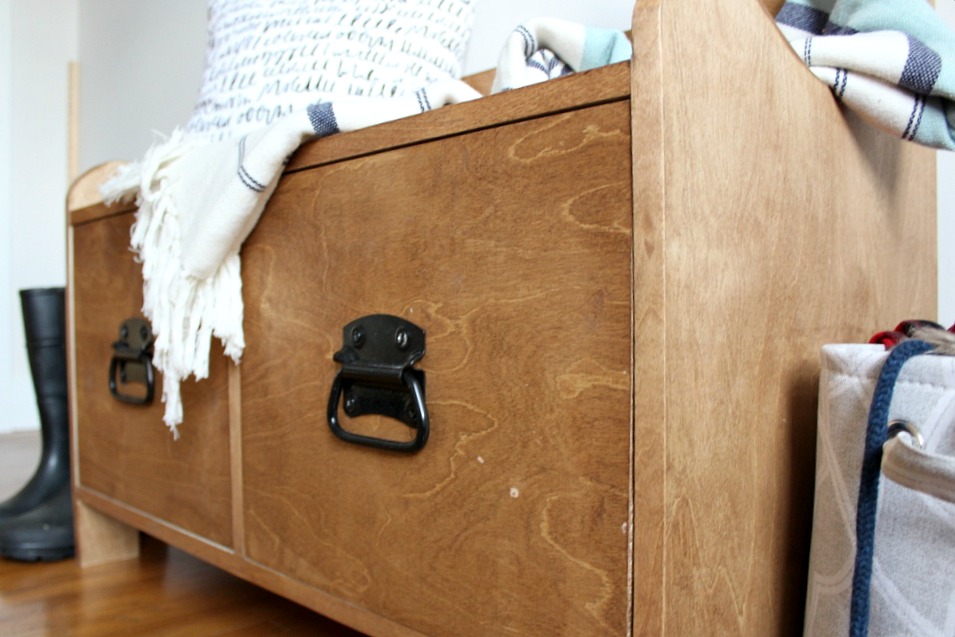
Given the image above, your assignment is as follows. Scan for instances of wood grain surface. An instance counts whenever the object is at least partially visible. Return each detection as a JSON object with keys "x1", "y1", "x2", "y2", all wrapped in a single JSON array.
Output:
[
  {"x1": 71, "y1": 212, "x2": 234, "y2": 549},
  {"x1": 284, "y1": 63, "x2": 630, "y2": 175},
  {"x1": 630, "y1": 0, "x2": 936, "y2": 635},
  {"x1": 240, "y1": 99, "x2": 633, "y2": 636}
]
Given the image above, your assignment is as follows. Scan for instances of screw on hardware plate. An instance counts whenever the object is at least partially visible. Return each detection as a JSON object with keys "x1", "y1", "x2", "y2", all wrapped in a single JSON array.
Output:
[{"x1": 395, "y1": 327, "x2": 409, "y2": 350}]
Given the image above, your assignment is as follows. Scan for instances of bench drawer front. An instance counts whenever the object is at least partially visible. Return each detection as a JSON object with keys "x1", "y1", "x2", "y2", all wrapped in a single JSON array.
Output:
[
  {"x1": 241, "y1": 100, "x2": 632, "y2": 636},
  {"x1": 72, "y1": 211, "x2": 233, "y2": 547}
]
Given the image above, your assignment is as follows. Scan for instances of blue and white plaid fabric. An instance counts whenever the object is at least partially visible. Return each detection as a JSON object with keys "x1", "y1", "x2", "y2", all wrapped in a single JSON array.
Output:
[
  {"x1": 776, "y1": 0, "x2": 955, "y2": 150},
  {"x1": 491, "y1": 18, "x2": 631, "y2": 93}
]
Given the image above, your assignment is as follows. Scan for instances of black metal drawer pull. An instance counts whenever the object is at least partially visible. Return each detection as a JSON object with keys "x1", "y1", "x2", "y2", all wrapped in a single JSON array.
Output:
[
  {"x1": 109, "y1": 317, "x2": 155, "y2": 405},
  {"x1": 327, "y1": 314, "x2": 429, "y2": 452}
]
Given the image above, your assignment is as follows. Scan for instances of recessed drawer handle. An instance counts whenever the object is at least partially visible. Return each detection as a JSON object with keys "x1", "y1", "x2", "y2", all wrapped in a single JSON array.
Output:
[
  {"x1": 109, "y1": 317, "x2": 155, "y2": 405},
  {"x1": 326, "y1": 314, "x2": 429, "y2": 452}
]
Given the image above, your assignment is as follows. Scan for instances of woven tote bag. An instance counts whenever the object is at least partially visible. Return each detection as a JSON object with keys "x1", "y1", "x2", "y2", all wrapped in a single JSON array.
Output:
[{"x1": 805, "y1": 340, "x2": 955, "y2": 637}]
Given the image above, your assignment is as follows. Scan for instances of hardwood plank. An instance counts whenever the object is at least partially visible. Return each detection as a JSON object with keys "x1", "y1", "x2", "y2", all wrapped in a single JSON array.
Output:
[
  {"x1": 0, "y1": 534, "x2": 364, "y2": 637},
  {"x1": 2, "y1": 437, "x2": 341, "y2": 635}
]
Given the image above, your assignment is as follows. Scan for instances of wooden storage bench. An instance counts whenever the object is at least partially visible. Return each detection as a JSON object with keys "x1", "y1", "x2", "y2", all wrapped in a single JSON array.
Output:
[{"x1": 65, "y1": 0, "x2": 937, "y2": 635}]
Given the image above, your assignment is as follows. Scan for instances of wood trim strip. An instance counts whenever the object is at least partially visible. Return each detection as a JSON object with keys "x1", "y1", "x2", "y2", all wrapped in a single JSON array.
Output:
[
  {"x1": 284, "y1": 62, "x2": 630, "y2": 173},
  {"x1": 228, "y1": 363, "x2": 245, "y2": 557},
  {"x1": 68, "y1": 62, "x2": 79, "y2": 183},
  {"x1": 630, "y1": 1, "x2": 667, "y2": 635},
  {"x1": 234, "y1": 558, "x2": 433, "y2": 637},
  {"x1": 69, "y1": 201, "x2": 137, "y2": 227}
]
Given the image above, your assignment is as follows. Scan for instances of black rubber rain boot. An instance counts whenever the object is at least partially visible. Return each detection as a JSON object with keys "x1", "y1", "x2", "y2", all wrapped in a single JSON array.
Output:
[
  {"x1": 0, "y1": 482, "x2": 74, "y2": 561},
  {"x1": 0, "y1": 287, "x2": 74, "y2": 560}
]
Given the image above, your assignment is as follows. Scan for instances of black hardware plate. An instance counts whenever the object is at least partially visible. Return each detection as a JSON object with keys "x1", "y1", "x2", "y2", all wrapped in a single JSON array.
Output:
[{"x1": 327, "y1": 314, "x2": 428, "y2": 452}]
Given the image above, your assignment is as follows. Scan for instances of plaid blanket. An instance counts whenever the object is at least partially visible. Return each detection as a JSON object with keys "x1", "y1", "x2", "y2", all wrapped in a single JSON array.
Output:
[
  {"x1": 491, "y1": 17, "x2": 631, "y2": 92},
  {"x1": 102, "y1": 20, "x2": 630, "y2": 435},
  {"x1": 776, "y1": 0, "x2": 955, "y2": 150}
]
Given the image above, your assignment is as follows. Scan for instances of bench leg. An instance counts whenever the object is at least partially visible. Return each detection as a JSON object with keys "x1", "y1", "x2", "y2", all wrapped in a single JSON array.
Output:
[{"x1": 74, "y1": 499, "x2": 140, "y2": 567}]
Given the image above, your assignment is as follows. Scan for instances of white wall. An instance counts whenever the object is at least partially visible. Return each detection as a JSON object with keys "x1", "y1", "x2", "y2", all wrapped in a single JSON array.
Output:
[
  {"x1": 0, "y1": 0, "x2": 77, "y2": 434},
  {"x1": 77, "y1": 0, "x2": 207, "y2": 173},
  {"x1": 0, "y1": 1, "x2": 16, "y2": 432},
  {"x1": 2, "y1": 1, "x2": 953, "y2": 432}
]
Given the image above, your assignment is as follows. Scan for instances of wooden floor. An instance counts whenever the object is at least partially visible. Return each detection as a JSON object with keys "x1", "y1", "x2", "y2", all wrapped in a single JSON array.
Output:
[{"x1": 0, "y1": 432, "x2": 366, "y2": 637}]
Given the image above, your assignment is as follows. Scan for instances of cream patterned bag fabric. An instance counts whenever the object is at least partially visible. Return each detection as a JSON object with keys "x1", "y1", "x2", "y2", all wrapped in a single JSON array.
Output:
[{"x1": 806, "y1": 340, "x2": 955, "y2": 636}]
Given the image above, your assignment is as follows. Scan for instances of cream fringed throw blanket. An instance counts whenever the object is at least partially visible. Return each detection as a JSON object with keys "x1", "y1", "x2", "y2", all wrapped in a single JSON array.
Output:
[
  {"x1": 102, "y1": 9, "x2": 631, "y2": 436},
  {"x1": 102, "y1": 82, "x2": 480, "y2": 436}
]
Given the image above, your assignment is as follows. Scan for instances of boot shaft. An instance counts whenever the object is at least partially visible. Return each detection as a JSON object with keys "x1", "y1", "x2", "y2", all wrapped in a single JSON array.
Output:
[
  {"x1": 19, "y1": 288, "x2": 67, "y2": 400},
  {"x1": 0, "y1": 288, "x2": 71, "y2": 521}
]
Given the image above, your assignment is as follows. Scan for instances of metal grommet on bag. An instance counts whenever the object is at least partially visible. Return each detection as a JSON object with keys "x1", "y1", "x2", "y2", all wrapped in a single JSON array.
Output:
[{"x1": 887, "y1": 419, "x2": 925, "y2": 449}]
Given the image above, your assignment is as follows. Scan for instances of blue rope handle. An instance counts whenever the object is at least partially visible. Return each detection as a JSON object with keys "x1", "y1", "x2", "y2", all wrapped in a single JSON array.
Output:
[{"x1": 849, "y1": 338, "x2": 934, "y2": 637}]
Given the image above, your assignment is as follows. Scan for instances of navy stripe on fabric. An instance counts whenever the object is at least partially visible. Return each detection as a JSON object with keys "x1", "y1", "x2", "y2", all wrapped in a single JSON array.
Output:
[
  {"x1": 237, "y1": 136, "x2": 267, "y2": 193},
  {"x1": 831, "y1": 68, "x2": 849, "y2": 100},
  {"x1": 903, "y1": 93, "x2": 926, "y2": 141},
  {"x1": 848, "y1": 338, "x2": 934, "y2": 637},
  {"x1": 901, "y1": 35, "x2": 942, "y2": 95},
  {"x1": 238, "y1": 166, "x2": 266, "y2": 192},
  {"x1": 307, "y1": 102, "x2": 339, "y2": 137},
  {"x1": 516, "y1": 25, "x2": 536, "y2": 58},
  {"x1": 822, "y1": 22, "x2": 858, "y2": 36},
  {"x1": 415, "y1": 88, "x2": 431, "y2": 113},
  {"x1": 527, "y1": 59, "x2": 549, "y2": 74},
  {"x1": 776, "y1": 3, "x2": 829, "y2": 35}
]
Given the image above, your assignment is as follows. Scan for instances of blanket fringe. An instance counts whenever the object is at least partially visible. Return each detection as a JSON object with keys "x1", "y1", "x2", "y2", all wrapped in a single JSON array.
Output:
[{"x1": 101, "y1": 131, "x2": 245, "y2": 437}]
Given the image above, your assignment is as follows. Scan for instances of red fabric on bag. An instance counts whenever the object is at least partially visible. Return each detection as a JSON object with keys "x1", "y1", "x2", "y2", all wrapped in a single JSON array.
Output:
[{"x1": 869, "y1": 320, "x2": 950, "y2": 349}]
